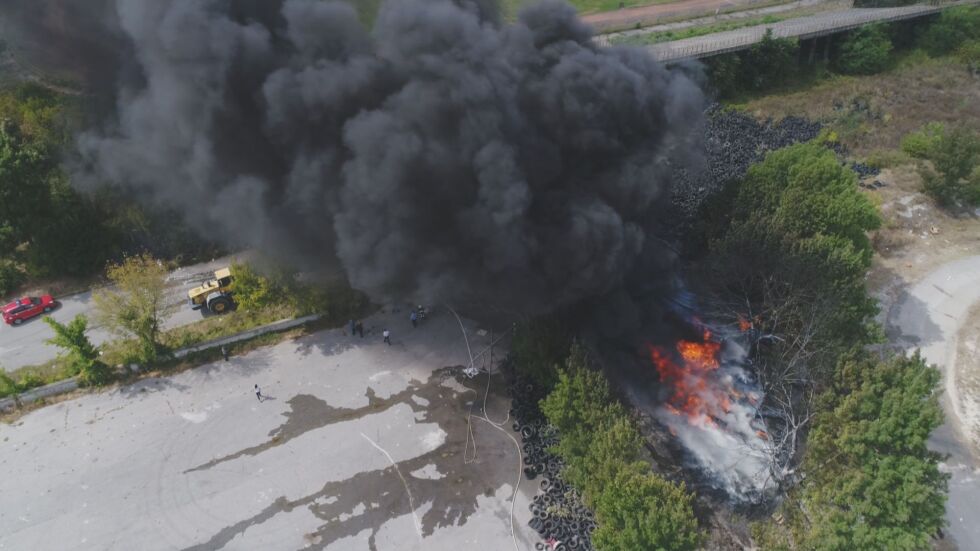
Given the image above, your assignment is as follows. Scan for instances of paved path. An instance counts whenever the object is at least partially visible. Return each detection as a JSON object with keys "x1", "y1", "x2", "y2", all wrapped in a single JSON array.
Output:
[
  {"x1": 0, "y1": 255, "x2": 246, "y2": 372},
  {"x1": 0, "y1": 308, "x2": 532, "y2": 550},
  {"x1": 644, "y1": 0, "x2": 979, "y2": 62},
  {"x1": 891, "y1": 255, "x2": 980, "y2": 550}
]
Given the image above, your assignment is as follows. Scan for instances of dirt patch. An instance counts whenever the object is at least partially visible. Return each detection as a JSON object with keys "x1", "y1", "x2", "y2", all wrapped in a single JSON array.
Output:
[{"x1": 741, "y1": 56, "x2": 980, "y2": 158}]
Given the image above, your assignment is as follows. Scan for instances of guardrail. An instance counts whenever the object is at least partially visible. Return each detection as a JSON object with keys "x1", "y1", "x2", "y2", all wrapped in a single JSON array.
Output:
[
  {"x1": 0, "y1": 313, "x2": 323, "y2": 413},
  {"x1": 619, "y1": 0, "x2": 979, "y2": 62}
]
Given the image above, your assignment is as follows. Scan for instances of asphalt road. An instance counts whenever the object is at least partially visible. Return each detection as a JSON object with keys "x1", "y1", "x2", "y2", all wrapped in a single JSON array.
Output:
[
  {"x1": 891, "y1": 255, "x2": 980, "y2": 550},
  {"x1": 0, "y1": 308, "x2": 532, "y2": 550},
  {"x1": 0, "y1": 256, "x2": 245, "y2": 372}
]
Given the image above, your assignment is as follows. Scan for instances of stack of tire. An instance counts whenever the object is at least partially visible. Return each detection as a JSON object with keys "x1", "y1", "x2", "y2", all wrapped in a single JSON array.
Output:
[
  {"x1": 508, "y1": 377, "x2": 596, "y2": 551},
  {"x1": 669, "y1": 105, "x2": 877, "y2": 231}
]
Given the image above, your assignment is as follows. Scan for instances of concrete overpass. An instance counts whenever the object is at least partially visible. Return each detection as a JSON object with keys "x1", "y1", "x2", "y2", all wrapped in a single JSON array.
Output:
[{"x1": 641, "y1": 0, "x2": 978, "y2": 62}]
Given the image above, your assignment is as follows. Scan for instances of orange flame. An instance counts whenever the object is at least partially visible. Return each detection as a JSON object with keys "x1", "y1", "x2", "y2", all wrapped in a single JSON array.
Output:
[
  {"x1": 738, "y1": 316, "x2": 753, "y2": 332},
  {"x1": 649, "y1": 330, "x2": 725, "y2": 425},
  {"x1": 650, "y1": 326, "x2": 771, "y2": 447}
]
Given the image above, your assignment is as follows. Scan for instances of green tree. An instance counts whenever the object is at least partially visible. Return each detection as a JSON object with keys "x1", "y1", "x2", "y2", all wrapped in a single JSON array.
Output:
[
  {"x1": 93, "y1": 254, "x2": 174, "y2": 363},
  {"x1": 540, "y1": 346, "x2": 701, "y2": 550},
  {"x1": 918, "y1": 6, "x2": 980, "y2": 56},
  {"x1": 837, "y1": 25, "x2": 892, "y2": 75},
  {"x1": 0, "y1": 84, "x2": 115, "y2": 283},
  {"x1": 710, "y1": 143, "x2": 881, "y2": 383},
  {"x1": 705, "y1": 54, "x2": 742, "y2": 99},
  {"x1": 0, "y1": 121, "x2": 51, "y2": 261},
  {"x1": 800, "y1": 351, "x2": 947, "y2": 550},
  {"x1": 44, "y1": 314, "x2": 112, "y2": 386},
  {"x1": 904, "y1": 124, "x2": 980, "y2": 207},
  {"x1": 228, "y1": 262, "x2": 286, "y2": 311},
  {"x1": 592, "y1": 464, "x2": 701, "y2": 551},
  {"x1": 739, "y1": 30, "x2": 799, "y2": 91}
]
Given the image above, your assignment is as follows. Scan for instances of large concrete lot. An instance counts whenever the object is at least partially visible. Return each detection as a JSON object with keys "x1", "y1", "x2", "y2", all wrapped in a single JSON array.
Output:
[{"x1": 0, "y1": 310, "x2": 534, "y2": 550}]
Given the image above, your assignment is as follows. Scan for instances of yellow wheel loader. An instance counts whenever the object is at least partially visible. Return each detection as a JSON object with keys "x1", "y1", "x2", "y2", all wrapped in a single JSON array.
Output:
[{"x1": 188, "y1": 267, "x2": 235, "y2": 315}]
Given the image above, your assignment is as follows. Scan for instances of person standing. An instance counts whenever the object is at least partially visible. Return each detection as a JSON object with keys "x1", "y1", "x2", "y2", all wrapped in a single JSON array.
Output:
[
  {"x1": 254, "y1": 384, "x2": 264, "y2": 402},
  {"x1": 349, "y1": 319, "x2": 356, "y2": 336},
  {"x1": 383, "y1": 329, "x2": 391, "y2": 346},
  {"x1": 410, "y1": 310, "x2": 418, "y2": 328},
  {"x1": 356, "y1": 320, "x2": 364, "y2": 338},
  {"x1": 221, "y1": 345, "x2": 229, "y2": 362}
]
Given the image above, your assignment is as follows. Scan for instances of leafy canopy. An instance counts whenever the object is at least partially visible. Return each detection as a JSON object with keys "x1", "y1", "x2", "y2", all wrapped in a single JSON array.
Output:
[
  {"x1": 44, "y1": 314, "x2": 112, "y2": 386},
  {"x1": 93, "y1": 254, "x2": 174, "y2": 363},
  {"x1": 540, "y1": 345, "x2": 701, "y2": 551},
  {"x1": 801, "y1": 351, "x2": 947, "y2": 551},
  {"x1": 837, "y1": 24, "x2": 892, "y2": 75}
]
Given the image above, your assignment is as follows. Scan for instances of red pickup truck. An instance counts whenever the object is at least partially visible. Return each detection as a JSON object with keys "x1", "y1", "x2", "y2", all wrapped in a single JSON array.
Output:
[{"x1": 2, "y1": 295, "x2": 57, "y2": 326}]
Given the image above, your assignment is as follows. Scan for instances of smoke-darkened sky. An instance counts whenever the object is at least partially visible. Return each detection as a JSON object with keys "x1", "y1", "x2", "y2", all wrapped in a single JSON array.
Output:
[{"x1": 7, "y1": 0, "x2": 705, "y2": 315}]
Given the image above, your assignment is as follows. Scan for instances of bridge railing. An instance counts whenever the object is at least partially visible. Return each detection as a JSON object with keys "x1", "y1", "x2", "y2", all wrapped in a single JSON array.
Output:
[{"x1": 639, "y1": 0, "x2": 976, "y2": 61}]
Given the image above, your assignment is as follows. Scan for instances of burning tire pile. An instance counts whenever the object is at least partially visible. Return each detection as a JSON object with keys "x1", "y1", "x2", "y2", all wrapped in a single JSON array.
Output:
[{"x1": 507, "y1": 376, "x2": 597, "y2": 551}]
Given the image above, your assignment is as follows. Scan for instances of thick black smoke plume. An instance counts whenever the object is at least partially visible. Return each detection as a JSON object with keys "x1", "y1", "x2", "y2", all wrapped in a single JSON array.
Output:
[{"x1": 7, "y1": 0, "x2": 705, "y2": 316}]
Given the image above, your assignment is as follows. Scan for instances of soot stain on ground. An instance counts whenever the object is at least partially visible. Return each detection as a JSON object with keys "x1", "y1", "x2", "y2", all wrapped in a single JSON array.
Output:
[{"x1": 181, "y1": 367, "x2": 515, "y2": 551}]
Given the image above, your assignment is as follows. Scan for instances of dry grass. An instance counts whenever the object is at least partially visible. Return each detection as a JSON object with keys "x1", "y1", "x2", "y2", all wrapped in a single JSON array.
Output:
[{"x1": 741, "y1": 55, "x2": 980, "y2": 158}]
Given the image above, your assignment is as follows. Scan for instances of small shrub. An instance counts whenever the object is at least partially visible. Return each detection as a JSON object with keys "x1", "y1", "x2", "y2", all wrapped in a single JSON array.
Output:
[
  {"x1": 44, "y1": 315, "x2": 113, "y2": 387},
  {"x1": 910, "y1": 124, "x2": 980, "y2": 207},
  {"x1": 901, "y1": 122, "x2": 945, "y2": 159},
  {"x1": 0, "y1": 370, "x2": 18, "y2": 398},
  {"x1": 837, "y1": 25, "x2": 893, "y2": 75},
  {"x1": 16, "y1": 371, "x2": 46, "y2": 391},
  {"x1": 957, "y1": 39, "x2": 980, "y2": 74}
]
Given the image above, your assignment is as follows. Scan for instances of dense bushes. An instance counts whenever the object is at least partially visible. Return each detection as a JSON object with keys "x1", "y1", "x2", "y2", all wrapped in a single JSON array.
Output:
[
  {"x1": 702, "y1": 142, "x2": 881, "y2": 382},
  {"x1": 706, "y1": 30, "x2": 798, "y2": 98},
  {"x1": 917, "y1": 6, "x2": 980, "y2": 56},
  {"x1": 903, "y1": 123, "x2": 980, "y2": 207},
  {"x1": 230, "y1": 261, "x2": 368, "y2": 320},
  {"x1": 800, "y1": 351, "x2": 947, "y2": 550},
  {"x1": 0, "y1": 83, "x2": 225, "y2": 297},
  {"x1": 540, "y1": 346, "x2": 701, "y2": 551},
  {"x1": 705, "y1": 7, "x2": 980, "y2": 99},
  {"x1": 837, "y1": 25, "x2": 893, "y2": 75}
]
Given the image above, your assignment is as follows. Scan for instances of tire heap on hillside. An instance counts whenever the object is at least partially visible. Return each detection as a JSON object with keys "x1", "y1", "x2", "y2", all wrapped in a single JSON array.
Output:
[
  {"x1": 508, "y1": 375, "x2": 596, "y2": 551},
  {"x1": 670, "y1": 105, "x2": 825, "y2": 221}
]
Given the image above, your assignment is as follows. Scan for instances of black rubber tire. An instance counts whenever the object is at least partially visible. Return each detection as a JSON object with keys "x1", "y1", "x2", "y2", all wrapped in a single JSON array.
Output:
[
  {"x1": 13, "y1": 318, "x2": 23, "y2": 325},
  {"x1": 208, "y1": 296, "x2": 232, "y2": 314},
  {"x1": 43, "y1": 306, "x2": 52, "y2": 313}
]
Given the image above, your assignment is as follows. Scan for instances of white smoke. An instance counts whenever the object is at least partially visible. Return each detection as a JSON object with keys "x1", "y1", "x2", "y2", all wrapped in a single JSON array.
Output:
[{"x1": 651, "y1": 330, "x2": 775, "y2": 502}]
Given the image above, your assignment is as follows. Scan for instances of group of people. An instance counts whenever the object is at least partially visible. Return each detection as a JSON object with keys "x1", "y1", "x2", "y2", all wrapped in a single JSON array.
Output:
[
  {"x1": 254, "y1": 305, "x2": 429, "y2": 403},
  {"x1": 349, "y1": 305, "x2": 427, "y2": 348},
  {"x1": 347, "y1": 319, "x2": 365, "y2": 338}
]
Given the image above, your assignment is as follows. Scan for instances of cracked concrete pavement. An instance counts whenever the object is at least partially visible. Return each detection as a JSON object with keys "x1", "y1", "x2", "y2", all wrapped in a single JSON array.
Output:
[{"x1": 0, "y1": 308, "x2": 535, "y2": 550}]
